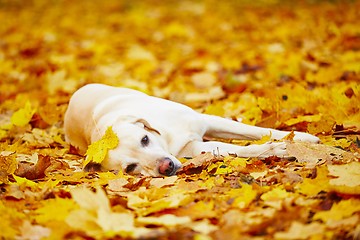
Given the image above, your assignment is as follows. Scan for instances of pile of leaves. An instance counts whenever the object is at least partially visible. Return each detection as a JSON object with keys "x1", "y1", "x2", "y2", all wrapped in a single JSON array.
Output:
[{"x1": 1, "y1": 0, "x2": 360, "y2": 239}]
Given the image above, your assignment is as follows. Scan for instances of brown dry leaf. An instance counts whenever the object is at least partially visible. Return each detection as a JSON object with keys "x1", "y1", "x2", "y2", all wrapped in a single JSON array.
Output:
[
  {"x1": 15, "y1": 154, "x2": 69, "y2": 180},
  {"x1": 150, "y1": 175, "x2": 178, "y2": 188},
  {"x1": 0, "y1": 152, "x2": 17, "y2": 184},
  {"x1": 286, "y1": 141, "x2": 357, "y2": 167},
  {"x1": 179, "y1": 152, "x2": 218, "y2": 174},
  {"x1": 107, "y1": 178, "x2": 129, "y2": 192}
]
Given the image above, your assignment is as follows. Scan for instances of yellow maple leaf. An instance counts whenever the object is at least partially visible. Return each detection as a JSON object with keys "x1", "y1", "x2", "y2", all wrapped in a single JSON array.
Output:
[
  {"x1": 35, "y1": 198, "x2": 79, "y2": 224},
  {"x1": 261, "y1": 186, "x2": 291, "y2": 201},
  {"x1": 0, "y1": 201, "x2": 25, "y2": 239},
  {"x1": 67, "y1": 187, "x2": 150, "y2": 238},
  {"x1": 84, "y1": 126, "x2": 119, "y2": 167},
  {"x1": 261, "y1": 186, "x2": 292, "y2": 209},
  {"x1": 214, "y1": 164, "x2": 232, "y2": 175},
  {"x1": 313, "y1": 199, "x2": 360, "y2": 222},
  {"x1": 228, "y1": 184, "x2": 257, "y2": 209},
  {"x1": 12, "y1": 175, "x2": 38, "y2": 188},
  {"x1": 10, "y1": 101, "x2": 36, "y2": 127},
  {"x1": 228, "y1": 157, "x2": 248, "y2": 168},
  {"x1": 296, "y1": 166, "x2": 330, "y2": 196}
]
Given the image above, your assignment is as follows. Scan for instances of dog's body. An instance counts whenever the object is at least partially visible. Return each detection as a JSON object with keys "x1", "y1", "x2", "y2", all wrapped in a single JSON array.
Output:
[{"x1": 64, "y1": 84, "x2": 319, "y2": 176}]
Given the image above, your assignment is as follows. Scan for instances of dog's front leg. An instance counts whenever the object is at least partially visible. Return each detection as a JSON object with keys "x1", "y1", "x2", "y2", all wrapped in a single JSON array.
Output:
[{"x1": 178, "y1": 141, "x2": 288, "y2": 159}]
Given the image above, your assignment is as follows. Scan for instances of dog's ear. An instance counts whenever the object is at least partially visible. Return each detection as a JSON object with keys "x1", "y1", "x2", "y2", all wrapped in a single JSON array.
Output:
[{"x1": 135, "y1": 119, "x2": 161, "y2": 135}]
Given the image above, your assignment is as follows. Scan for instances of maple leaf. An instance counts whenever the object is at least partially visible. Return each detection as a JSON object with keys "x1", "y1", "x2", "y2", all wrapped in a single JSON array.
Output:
[
  {"x1": 313, "y1": 199, "x2": 360, "y2": 222},
  {"x1": 150, "y1": 175, "x2": 178, "y2": 188},
  {"x1": 286, "y1": 142, "x2": 357, "y2": 167},
  {"x1": 12, "y1": 175, "x2": 38, "y2": 188},
  {"x1": 327, "y1": 161, "x2": 360, "y2": 195},
  {"x1": 0, "y1": 201, "x2": 25, "y2": 239},
  {"x1": 67, "y1": 187, "x2": 151, "y2": 238},
  {"x1": 261, "y1": 186, "x2": 292, "y2": 209},
  {"x1": 227, "y1": 184, "x2": 257, "y2": 209},
  {"x1": 84, "y1": 126, "x2": 119, "y2": 167},
  {"x1": 0, "y1": 153, "x2": 17, "y2": 184},
  {"x1": 296, "y1": 166, "x2": 330, "y2": 196},
  {"x1": 10, "y1": 101, "x2": 36, "y2": 127},
  {"x1": 34, "y1": 198, "x2": 79, "y2": 224}
]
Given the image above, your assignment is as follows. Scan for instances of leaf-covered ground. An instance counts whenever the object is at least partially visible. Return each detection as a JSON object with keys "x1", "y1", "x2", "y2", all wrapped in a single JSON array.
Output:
[{"x1": 1, "y1": 0, "x2": 360, "y2": 239}]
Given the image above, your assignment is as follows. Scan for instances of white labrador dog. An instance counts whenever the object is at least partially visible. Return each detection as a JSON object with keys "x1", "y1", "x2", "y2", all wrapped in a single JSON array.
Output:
[{"x1": 64, "y1": 84, "x2": 319, "y2": 176}]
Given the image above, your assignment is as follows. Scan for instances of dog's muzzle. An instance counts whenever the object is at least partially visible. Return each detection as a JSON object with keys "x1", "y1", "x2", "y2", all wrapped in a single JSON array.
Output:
[{"x1": 158, "y1": 157, "x2": 180, "y2": 176}]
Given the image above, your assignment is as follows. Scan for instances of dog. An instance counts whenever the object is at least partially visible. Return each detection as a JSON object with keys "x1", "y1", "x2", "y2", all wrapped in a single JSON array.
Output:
[{"x1": 64, "y1": 83, "x2": 319, "y2": 176}]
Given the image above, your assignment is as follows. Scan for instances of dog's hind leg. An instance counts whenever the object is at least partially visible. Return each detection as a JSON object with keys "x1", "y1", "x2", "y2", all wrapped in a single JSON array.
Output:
[
  {"x1": 201, "y1": 114, "x2": 319, "y2": 142},
  {"x1": 178, "y1": 140, "x2": 288, "y2": 158}
]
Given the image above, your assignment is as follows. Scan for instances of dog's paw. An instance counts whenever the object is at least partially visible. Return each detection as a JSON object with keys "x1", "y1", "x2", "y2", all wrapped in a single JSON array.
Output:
[
  {"x1": 293, "y1": 132, "x2": 320, "y2": 143},
  {"x1": 258, "y1": 142, "x2": 288, "y2": 158}
]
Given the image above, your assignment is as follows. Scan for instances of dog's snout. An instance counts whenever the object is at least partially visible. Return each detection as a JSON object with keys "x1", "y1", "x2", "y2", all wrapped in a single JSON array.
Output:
[{"x1": 158, "y1": 158, "x2": 179, "y2": 176}]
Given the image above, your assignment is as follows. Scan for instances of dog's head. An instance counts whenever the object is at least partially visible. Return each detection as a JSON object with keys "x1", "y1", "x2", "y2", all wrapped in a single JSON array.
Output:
[{"x1": 93, "y1": 117, "x2": 182, "y2": 177}]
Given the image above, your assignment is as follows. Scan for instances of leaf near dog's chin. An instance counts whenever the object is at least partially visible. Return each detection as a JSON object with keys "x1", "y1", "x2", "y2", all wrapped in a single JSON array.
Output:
[
  {"x1": 83, "y1": 126, "x2": 119, "y2": 167},
  {"x1": 178, "y1": 153, "x2": 218, "y2": 175}
]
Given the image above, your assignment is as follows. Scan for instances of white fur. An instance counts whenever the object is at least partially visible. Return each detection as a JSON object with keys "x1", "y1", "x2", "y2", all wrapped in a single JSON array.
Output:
[{"x1": 64, "y1": 84, "x2": 319, "y2": 176}]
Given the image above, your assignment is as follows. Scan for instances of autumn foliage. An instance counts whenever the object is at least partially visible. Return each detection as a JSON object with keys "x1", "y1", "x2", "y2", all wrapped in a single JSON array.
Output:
[{"x1": 0, "y1": 0, "x2": 360, "y2": 239}]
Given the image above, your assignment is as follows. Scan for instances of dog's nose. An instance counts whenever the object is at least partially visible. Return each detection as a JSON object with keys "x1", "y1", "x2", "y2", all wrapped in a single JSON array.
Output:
[{"x1": 158, "y1": 158, "x2": 179, "y2": 176}]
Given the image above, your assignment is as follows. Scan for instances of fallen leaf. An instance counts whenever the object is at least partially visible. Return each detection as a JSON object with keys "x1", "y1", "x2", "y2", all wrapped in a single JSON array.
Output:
[
  {"x1": 0, "y1": 153, "x2": 17, "y2": 184},
  {"x1": 84, "y1": 126, "x2": 119, "y2": 167},
  {"x1": 296, "y1": 166, "x2": 330, "y2": 196},
  {"x1": 107, "y1": 178, "x2": 129, "y2": 192},
  {"x1": 15, "y1": 154, "x2": 51, "y2": 180},
  {"x1": 313, "y1": 199, "x2": 360, "y2": 222},
  {"x1": 35, "y1": 197, "x2": 79, "y2": 224},
  {"x1": 328, "y1": 161, "x2": 360, "y2": 187},
  {"x1": 180, "y1": 152, "x2": 217, "y2": 174},
  {"x1": 327, "y1": 161, "x2": 360, "y2": 194},
  {"x1": 228, "y1": 184, "x2": 257, "y2": 209},
  {"x1": 286, "y1": 141, "x2": 357, "y2": 167},
  {"x1": 67, "y1": 187, "x2": 150, "y2": 238},
  {"x1": 0, "y1": 200, "x2": 25, "y2": 239},
  {"x1": 150, "y1": 175, "x2": 178, "y2": 188},
  {"x1": 10, "y1": 101, "x2": 36, "y2": 127},
  {"x1": 274, "y1": 221, "x2": 325, "y2": 240}
]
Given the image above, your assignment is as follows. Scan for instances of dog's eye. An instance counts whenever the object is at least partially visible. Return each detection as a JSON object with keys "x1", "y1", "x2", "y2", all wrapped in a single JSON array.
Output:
[
  {"x1": 125, "y1": 163, "x2": 138, "y2": 173},
  {"x1": 141, "y1": 135, "x2": 149, "y2": 147}
]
